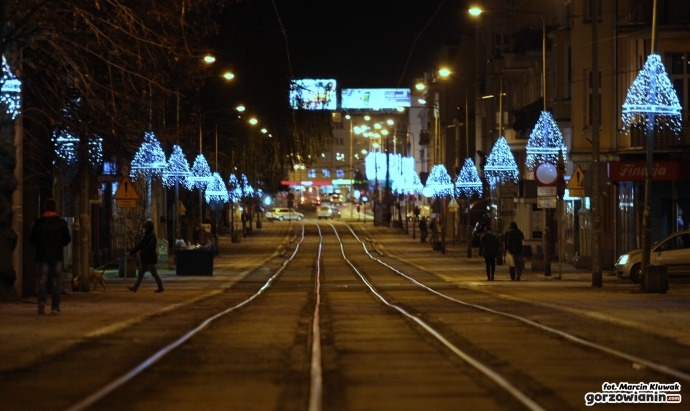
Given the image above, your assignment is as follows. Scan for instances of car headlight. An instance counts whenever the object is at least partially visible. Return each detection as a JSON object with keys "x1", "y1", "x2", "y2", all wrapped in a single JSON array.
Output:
[{"x1": 616, "y1": 254, "x2": 629, "y2": 266}]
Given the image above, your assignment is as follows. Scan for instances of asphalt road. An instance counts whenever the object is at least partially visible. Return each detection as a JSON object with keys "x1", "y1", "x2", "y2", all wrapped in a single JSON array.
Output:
[{"x1": 1, "y1": 219, "x2": 689, "y2": 411}]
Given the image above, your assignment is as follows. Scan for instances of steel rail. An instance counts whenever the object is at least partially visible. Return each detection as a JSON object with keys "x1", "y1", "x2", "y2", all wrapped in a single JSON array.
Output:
[{"x1": 343, "y1": 224, "x2": 690, "y2": 384}]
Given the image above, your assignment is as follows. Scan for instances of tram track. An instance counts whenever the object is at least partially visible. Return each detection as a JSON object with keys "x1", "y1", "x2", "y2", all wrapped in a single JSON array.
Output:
[{"x1": 2, "y1": 221, "x2": 687, "y2": 411}]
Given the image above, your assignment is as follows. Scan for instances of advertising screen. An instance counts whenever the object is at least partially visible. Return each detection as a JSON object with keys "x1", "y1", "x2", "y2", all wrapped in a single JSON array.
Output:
[
  {"x1": 341, "y1": 88, "x2": 411, "y2": 109},
  {"x1": 289, "y1": 79, "x2": 337, "y2": 110}
]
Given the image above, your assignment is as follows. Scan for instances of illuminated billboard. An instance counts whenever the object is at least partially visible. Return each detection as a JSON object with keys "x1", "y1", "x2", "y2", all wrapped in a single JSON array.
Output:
[
  {"x1": 341, "y1": 88, "x2": 411, "y2": 110},
  {"x1": 289, "y1": 79, "x2": 337, "y2": 110}
]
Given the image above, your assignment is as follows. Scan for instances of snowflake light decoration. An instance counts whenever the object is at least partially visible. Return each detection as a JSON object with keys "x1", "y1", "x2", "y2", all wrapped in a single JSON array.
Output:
[
  {"x1": 1, "y1": 55, "x2": 21, "y2": 120},
  {"x1": 205, "y1": 172, "x2": 228, "y2": 204},
  {"x1": 424, "y1": 164, "x2": 454, "y2": 198},
  {"x1": 622, "y1": 54, "x2": 682, "y2": 133},
  {"x1": 52, "y1": 129, "x2": 79, "y2": 165},
  {"x1": 485, "y1": 137, "x2": 519, "y2": 187},
  {"x1": 130, "y1": 131, "x2": 167, "y2": 180},
  {"x1": 189, "y1": 154, "x2": 213, "y2": 190},
  {"x1": 526, "y1": 111, "x2": 568, "y2": 170},
  {"x1": 162, "y1": 145, "x2": 191, "y2": 189},
  {"x1": 455, "y1": 158, "x2": 483, "y2": 198}
]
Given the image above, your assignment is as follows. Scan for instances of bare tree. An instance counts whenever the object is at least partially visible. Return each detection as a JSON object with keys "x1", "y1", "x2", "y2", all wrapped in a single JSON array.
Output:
[{"x1": 0, "y1": 0, "x2": 228, "y2": 297}]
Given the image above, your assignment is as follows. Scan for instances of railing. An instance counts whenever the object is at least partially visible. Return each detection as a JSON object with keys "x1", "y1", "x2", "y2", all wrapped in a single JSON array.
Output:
[{"x1": 629, "y1": 124, "x2": 690, "y2": 148}]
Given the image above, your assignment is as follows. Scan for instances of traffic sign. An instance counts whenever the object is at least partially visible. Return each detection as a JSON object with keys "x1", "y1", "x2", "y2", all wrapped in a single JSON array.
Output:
[
  {"x1": 116, "y1": 199, "x2": 137, "y2": 209},
  {"x1": 566, "y1": 166, "x2": 585, "y2": 189},
  {"x1": 568, "y1": 188, "x2": 585, "y2": 197},
  {"x1": 113, "y1": 176, "x2": 140, "y2": 200},
  {"x1": 448, "y1": 198, "x2": 459, "y2": 212},
  {"x1": 537, "y1": 197, "x2": 557, "y2": 209}
]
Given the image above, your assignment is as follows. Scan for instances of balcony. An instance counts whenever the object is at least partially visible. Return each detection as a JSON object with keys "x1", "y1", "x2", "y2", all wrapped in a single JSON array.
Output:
[{"x1": 628, "y1": 124, "x2": 690, "y2": 149}]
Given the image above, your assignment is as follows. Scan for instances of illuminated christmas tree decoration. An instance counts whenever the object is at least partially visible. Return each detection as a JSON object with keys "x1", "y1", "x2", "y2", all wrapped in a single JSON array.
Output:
[
  {"x1": 227, "y1": 173, "x2": 243, "y2": 202},
  {"x1": 1, "y1": 55, "x2": 21, "y2": 120},
  {"x1": 189, "y1": 154, "x2": 213, "y2": 189},
  {"x1": 484, "y1": 137, "x2": 519, "y2": 187},
  {"x1": 52, "y1": 129, "x2": 79, "y2": 165},
  {"x1": 89, "y1": 136, "x2": 103, "y2": 169},
  {"x1": 162, "y1": 145, "x2": 191, "y2": 189},
  {"x1": 525, "y1": 111, "x2": 568, "y2": 170},
  {"x1": 424, "y1": 164, "x2": 454, "y2": 198},
  {"x1": 130, "y1": 131, "x2": 167, "y2": 180},
  {"x1": 622, "y1": 54, "x2": 682, "y2": 133},
  {"x1": 205, "y1": 172, "x2": 229, "y2": 204},
  {"x1": 388, "y1": 153, "x2": 402, "y2": 186},
  {"x1": 455, "y1": 158, "x2": 483, "y2": 198},
  {"x1": 240, "y1": 174, "x2": 255, "y2": 197},
  {"x1": 392, "y1": 156, "x2": 422, "y2": 194}
]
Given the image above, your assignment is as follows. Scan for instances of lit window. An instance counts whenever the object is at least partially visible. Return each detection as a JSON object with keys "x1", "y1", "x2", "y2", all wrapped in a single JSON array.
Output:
[
  {"x1": 336, "y1": 169, "x2": 345, "y2": 178},
  {"x1": 308, "y1": 169, "x2": 316, "y2": 178},
  {"x1": 336, "y1": 152, "x2": 345, "y2": 161},
  {"x1": 322, "y1": 169, "x2": 331, "y2": 177}
]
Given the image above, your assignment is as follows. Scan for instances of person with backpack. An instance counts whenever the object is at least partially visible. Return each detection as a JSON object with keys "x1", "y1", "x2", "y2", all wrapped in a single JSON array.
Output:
[
  {"x1": 479, "y1": 226, "x2": 499, "y2": 281},
  {"x1": 505, "y1": 222, "x2": 525, "y2": 281}
]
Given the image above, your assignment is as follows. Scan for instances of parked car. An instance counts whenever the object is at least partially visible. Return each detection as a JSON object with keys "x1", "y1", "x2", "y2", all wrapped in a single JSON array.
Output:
[
  {"x1": 266, "y1": 208, "x2": 304, "y2": 221},
  {"x1": 615, "y1": 229, "x2": 690, "y2": 283},
  {"x1": 330, "y1": 194, "x2": 343, "y2": 205}
]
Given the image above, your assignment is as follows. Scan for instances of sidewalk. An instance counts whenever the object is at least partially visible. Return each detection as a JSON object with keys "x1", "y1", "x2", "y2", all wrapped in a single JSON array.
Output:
[{"x1": 0, "y1": 224, "x2": 292, "y2": 373}]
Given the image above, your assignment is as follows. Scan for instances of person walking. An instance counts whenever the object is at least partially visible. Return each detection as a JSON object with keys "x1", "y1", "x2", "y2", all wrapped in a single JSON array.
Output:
[
  {"x1": 479, "y1": 226, "x2": 499, "y2": 281},
  {"x1": 128, "y1": 220, "x2": 164, "y2": 293},
  {"x1": 419, "y1": 217, "x2": 428, "y2": 243},
  {"x1": 505, "y1": 222, "x2": 525, "y2": 281},
  {"x1": 28, "y1": 198, "x2": 71, "y2": 314}
]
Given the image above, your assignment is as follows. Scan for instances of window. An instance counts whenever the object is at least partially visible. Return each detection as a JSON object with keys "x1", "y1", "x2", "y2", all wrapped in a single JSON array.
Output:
[
  {"x1": 583, "y1": 0, "x2": 602, "y2": 22},
  {"x1": 336, "y1": 169, "x2": 345, "y2": 178},
  {"x1": 321, "y1": 169, "x2": 331, "y2": 178},
  {"x1": 336, "y1": 152, "x2": 345, "y2": 161},
  {"x1": 494, "y1": 33, "x2": 510, "y2": 57},
  {"x1": 307, "y1": 169, "x2": 316, "y2": 178},
  {"x1": 667, "y1": 52, "x2": 689, "y2": 121}
]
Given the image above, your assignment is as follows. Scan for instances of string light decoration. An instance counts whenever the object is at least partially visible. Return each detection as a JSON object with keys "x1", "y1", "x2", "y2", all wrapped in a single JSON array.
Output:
[
  {"x1": 162, "y1": 145, "x2": 191, "y2": 189},
  {"x1": 622, "y1": 54, "x2": 682, "y2": 133},
  {"x1": 240, "y1": 174, "x2": 255, "y2": 197},
  {"x1": 525, "y1": 111, "x2": 568, "y2": 170},
  {"x1": 205, "y1": 172, "x2": 228, "y2": 204},
  {"x1": 227, "y1": 173, "x2": 243, "y2": 202},
  {"x1": 130, "y1": 131, "x2": 167, "y2": 180},
  {"x1": 424, "y1": 164, "x2": 454, "y2": 198},
  {"x1": 365, "y1": 152, "x2": 387, "y2": 181},
  {"x1": 189, "y1": 154, "x2": 213, "y2": 189},
  {"x1": 484, "y1": 137, "x2": 519, "y2": 187},
  {"x1": 1, "y1": 55, "x2": 21, "y2": 120},
  {"x1": 392, "y1": 156, "x2": 423, "y2": 195},
  {"x1": 88, "y1": 136, "x2": 103, "y2": 169},
  {"x1": 455, "y1": 158, "x2": 483, "y2": 198}
]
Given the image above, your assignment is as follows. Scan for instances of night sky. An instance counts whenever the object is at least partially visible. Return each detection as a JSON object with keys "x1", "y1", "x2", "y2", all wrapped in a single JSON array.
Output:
[{"x1": 208, "y1": 0, "x2": 471, "y2": 115}]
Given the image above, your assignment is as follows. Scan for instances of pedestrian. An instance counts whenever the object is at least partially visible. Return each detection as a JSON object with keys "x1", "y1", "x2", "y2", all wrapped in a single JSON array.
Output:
[
  {"x1": 419, "y1": 217, "x2": 428, "y2": 243},
  {"x1": 241, "y1": 209, "x2": 248, "y2": 237},
  {"x1": 479, "y1": 226, "x2": 499, "y2": 281},
  {"x1": 505, "y1": 222, "x2": 525, "y2": 281},
  {"x1": 28, "y1": 198, "x2": 71, "y2": 314},
  {"x1": 127, "y1": 220, "x2": 164, "y2": 293}
]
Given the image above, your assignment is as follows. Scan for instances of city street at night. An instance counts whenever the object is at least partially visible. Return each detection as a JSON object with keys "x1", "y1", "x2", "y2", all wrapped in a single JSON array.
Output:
[{"x1": 1, "y1": 219, "x2": 688, "y2": 410}]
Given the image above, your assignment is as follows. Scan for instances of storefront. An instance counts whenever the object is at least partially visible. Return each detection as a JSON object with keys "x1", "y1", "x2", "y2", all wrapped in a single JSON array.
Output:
[{"x1": 609, "y1": 160, "x2": 690, "y2": 256}]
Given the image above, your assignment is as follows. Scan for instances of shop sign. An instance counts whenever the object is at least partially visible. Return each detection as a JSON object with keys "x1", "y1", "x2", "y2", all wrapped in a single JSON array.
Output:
[{"x1": 609, "y1": 161, "x2": 689, "y2": 182}]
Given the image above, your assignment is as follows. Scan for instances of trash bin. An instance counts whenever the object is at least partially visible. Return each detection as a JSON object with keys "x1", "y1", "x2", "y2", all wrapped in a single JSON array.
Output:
[{"x1": 175, "y1": 245, "x2": 213, "y2": 276}]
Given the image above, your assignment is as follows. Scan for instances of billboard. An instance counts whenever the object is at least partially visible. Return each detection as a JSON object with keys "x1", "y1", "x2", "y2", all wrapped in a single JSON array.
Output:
[
  {"x1": 341, "y1": 88, "x2": 411, "y2": 109},
  {"x1": 289, "y1": 79, "x2": 337, "y2": 110}
]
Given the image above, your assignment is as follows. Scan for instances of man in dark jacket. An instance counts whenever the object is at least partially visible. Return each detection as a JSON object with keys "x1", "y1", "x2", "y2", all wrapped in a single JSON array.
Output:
[
  {"x1": 479, "y1": 226, "x2": 499, "y2": 281},
  {"x1": 128, "y1": 220, "x2": 164, "y2": 293},
  {"x1": 28, "y1": 198, "x2": 71, "y2": 314},
  {"x1": 505, "y1": 222, "x2": 525, "y2": 281}
]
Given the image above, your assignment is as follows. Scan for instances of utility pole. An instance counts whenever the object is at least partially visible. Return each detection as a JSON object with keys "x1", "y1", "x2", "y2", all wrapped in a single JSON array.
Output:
[{"x1": 591, "y1": 0, "x2": 603, "y2": 287}]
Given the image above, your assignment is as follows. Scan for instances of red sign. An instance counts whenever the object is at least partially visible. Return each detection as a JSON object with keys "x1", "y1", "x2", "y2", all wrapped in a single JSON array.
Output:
[{"x1": 608, "y1": 161, "x2": 690, "y2": 182}]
